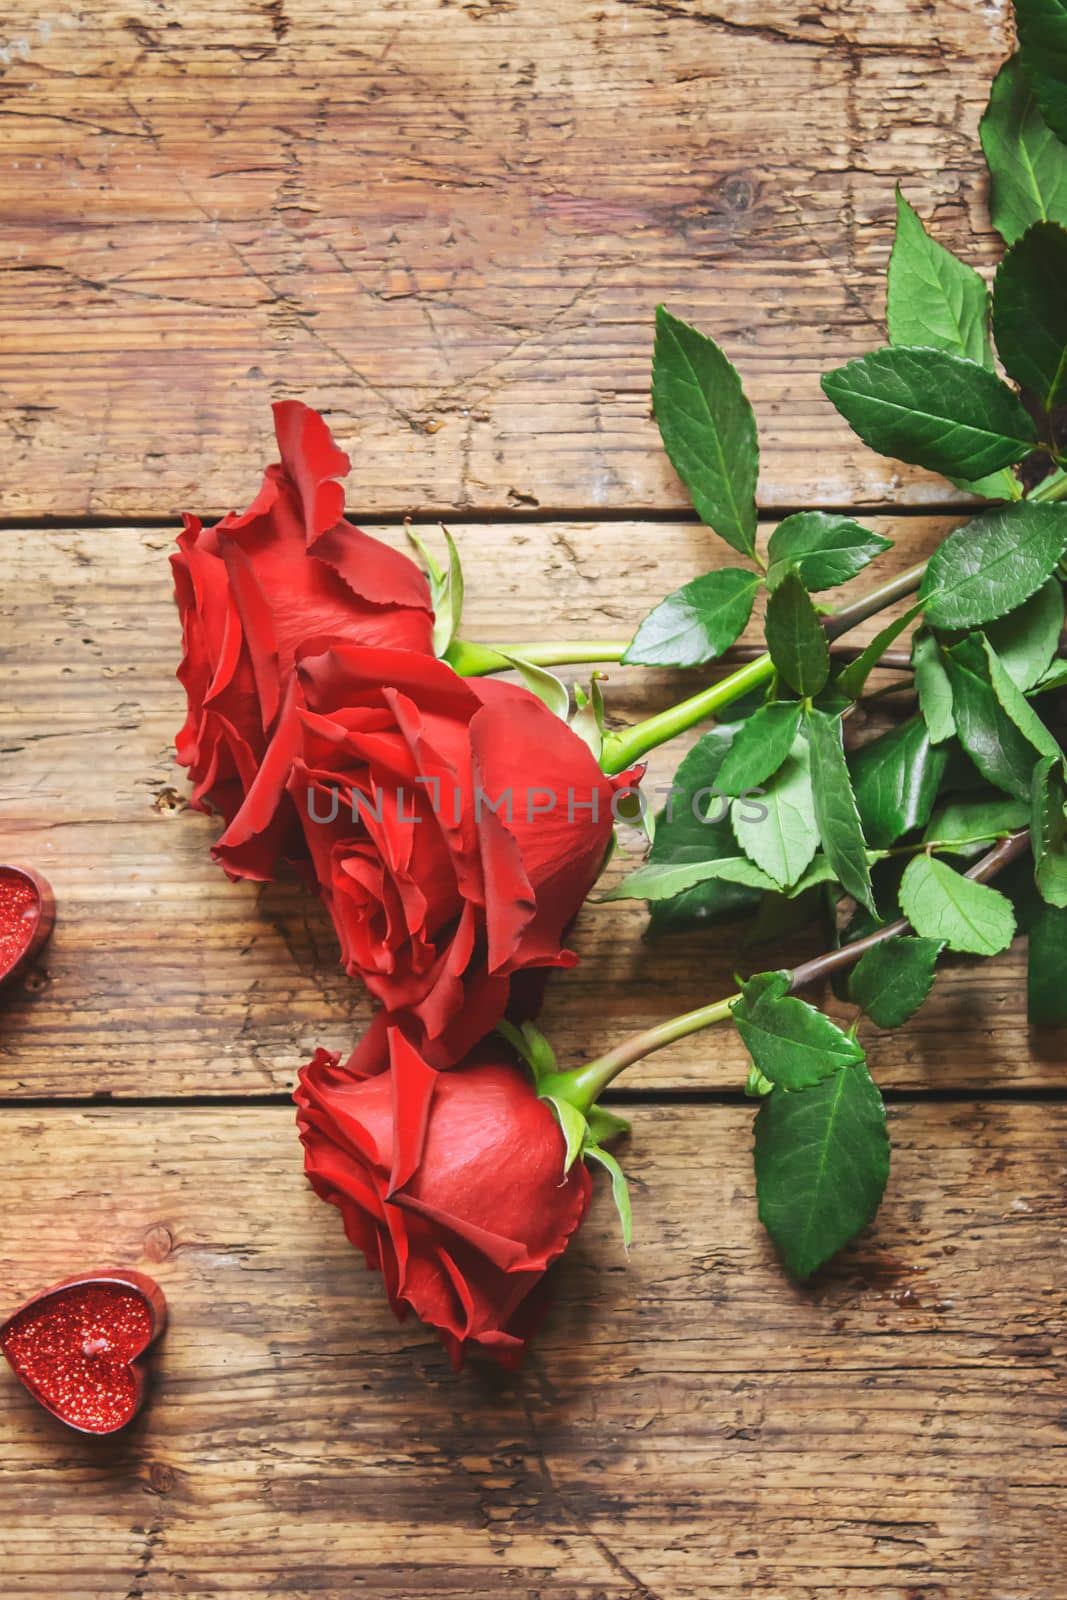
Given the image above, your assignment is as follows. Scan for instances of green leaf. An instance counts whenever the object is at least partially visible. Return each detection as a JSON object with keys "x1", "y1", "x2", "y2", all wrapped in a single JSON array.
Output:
[
  {"x1": 638, "y1": 851, "x2": 843, "y2": 908},
  {"x1": 887, "y1": 189, "x2": 993, "y2": 368},
  {"x1": 716, "y1": 702, "x2": 803, "y2": 796},
  {"x1": 984, "y1": 579, "x2": 1065, "y2": 690},
  {"x1": 1031, "y1": 755, "x2": 1067, "y2": 908},
  {"x1": 1015, "y1": 0, "x2": 1067, "y2": 146},
  {"x1": 601, "y1": 853, "x2": 775, "y2": 903},
  {"x1": 804, "y1": 708, "x2": 876, "y2": 915},
  {"x1": 911, "y1": 630, "x2": 956, "y2": 744},
  {"x1": 652, "y1": 306, "x2": 759, "y2": 557},
  {"x1": 820, "y1": 346, "x2": 1037, "y2": 482},
  {"x1": 836, "y1": 602, "x2": 923, "y2": 701},
  {"x1": 992, "y1": 222, "x2": 1067, "y2": 410},
  {"x1": 850, "y1": 715, "x2": 948, "y2": 848},
  {"x1": 743, "y1": 884, "x2": 823, "y2": 948},
  {"x1": 1034, "y1": 659, "x2": 1067, "y2": 695},
  {"x1": 848, "y1": 936, "x2": 943, "y2": 1028},
  {"x1": 899, "y1": 854, "x2": 1016, "y2": 955},
  {"x1": 982, "y1": 635, "x2": 1061, "y2": 761},
  {"x1": 764, "y1": 570, "x2": 830, "y2": 697},
  {"x1": 754, "y1": 1062, "x2": 890, "y2": 1280},
  {"x1": 884, "y1": 192, "x2": 1014, "y2": 499},
  {"x1": 981, "y1": 56, "x2": 1067, "y2": 246},
  {"x1": 731, "y1": 735, "x2": 820, "y2": 888},
  {"x1": 923, "y1": 795, "x2": 1030, "y2": 855},
  {"x1": 731, "y1": 972, "x2": 864, "y2": 1088},
  {"x1": 646, "y1": 726, "x2": 763, "y2": 931},
  {"x1": 766, "y1": 512, "x2": 892, "y2": 592},
  {"x1": 919, "y1": 502, "x2": 1067, "y2": 629},
  {"x1": 1027, "y1": 902, "x2": 1067, "y2": 1021},
  {"x1": 942, "y1": 634, "x2": 1051, "y2": 800},
  {"x1": 584, "y1": 1144, "x2": 633, "y2": 1248},
  {"x1": 623, "y1": 568, "x2": 760, "y2": 668}
]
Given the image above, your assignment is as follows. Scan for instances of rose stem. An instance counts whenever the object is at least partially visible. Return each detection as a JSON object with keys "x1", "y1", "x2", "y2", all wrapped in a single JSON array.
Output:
[
  {"x1": 597, "y1": 561, "x2": 927, "y2": 774},
  {"x1": 447, "y1": 639, "x2": 921, "y2": 675},
  {"x1": 445, "y1": 639, "x2": 631, "y2": 674},
  {"x1": 1029, "y1": 467, "x2": 1067, "y2": 503},
  {"x1": 542, "y1": 829, "x2": 1030, "y2": 1113}
]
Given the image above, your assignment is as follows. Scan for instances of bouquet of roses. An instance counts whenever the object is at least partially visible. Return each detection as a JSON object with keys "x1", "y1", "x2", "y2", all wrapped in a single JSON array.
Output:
[{"x1": 172, "y1": 0, "x2": 1067, "y2": 1370}]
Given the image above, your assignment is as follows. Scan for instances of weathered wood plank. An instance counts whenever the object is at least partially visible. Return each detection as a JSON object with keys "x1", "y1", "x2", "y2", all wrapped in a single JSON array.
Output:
[
  {"x1": 0, "y1": 1103, "x2": 1062, "y2": 1599},
  {"x1": 0, "y1": 0, "x2": 1011, "y2": 516},
  {"x1": 3, "y1": 518, "x2": 1062, "y2": 1097}
]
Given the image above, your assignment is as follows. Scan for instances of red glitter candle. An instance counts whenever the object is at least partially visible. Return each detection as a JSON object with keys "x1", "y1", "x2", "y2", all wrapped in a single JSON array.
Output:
[
  {"x1": 0, "y1": 1271, "x2": 166, "y2": 1434},
  {"x1": 0, "y1": 864, "x2": 54, "y2": 990}
]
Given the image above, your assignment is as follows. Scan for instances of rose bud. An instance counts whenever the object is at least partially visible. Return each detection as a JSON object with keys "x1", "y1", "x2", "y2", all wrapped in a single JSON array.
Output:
[
  {"x1": 172, "y1": 402, "x2": 434, "y2": 880},
  {"x1": 295, "y1": 1032, "x2": 592, "y2": 1370},
  {"x1": 289, "y1": 644, "x2": 643, "y2": 1065}
]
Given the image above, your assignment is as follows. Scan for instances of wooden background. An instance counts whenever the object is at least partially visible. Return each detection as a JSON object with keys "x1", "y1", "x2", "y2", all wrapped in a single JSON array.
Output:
[{"x1": 1, "y1": 2, "x2": 1063, "y2": 1596}]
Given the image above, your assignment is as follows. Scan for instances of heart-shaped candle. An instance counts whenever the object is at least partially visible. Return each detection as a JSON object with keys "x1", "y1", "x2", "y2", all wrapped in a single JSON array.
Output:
[
  {"x1": 0, "y1": 1271, "x2": 166, "y2": 1434},
  {"x1": 0, "y1": 864, "x2": 55, "y2": 990}
]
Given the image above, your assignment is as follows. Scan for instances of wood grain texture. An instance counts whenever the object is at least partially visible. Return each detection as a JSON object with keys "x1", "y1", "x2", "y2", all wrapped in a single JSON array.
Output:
[
  {"x1": 0, "y1": 0, "x2": 1012, "y2": 517},
  {"x1": 0, "y1": 1102, "x2": 1063, "y2": 1599},
  {"x1": 3, "y1": 517, "x2": 1062, "y2": 1098}
]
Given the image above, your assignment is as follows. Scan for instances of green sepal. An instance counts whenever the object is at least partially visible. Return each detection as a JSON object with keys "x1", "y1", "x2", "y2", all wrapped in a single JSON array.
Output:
[
  {"x1": 745, "y1": 1063, "x2": 776, "y2": 1098},
  {"x1": 584, "y1": 1144, "x2": 633, "y2": 1249},
  {"x1": 409, "y1": 525, "x2": 465, "y2": 657},
  {"x1": 495, "y1": 651, "x2": 570, "y2": 719},
  {"x1": 497, "y1": 1019, "x2": 559, "y2": 1084},
  {"x1": 533, "y1": 1064, "x2": 633, "y2": 1246},
  {"x1": 571, "y1": 676, "x2": 607, "y2": 762},
  {"x1": 586, "y1": 1104, "x2": 632, "y2": 1144},
  {"x1": 543, "y1": 1095, "x2": 587, "y2": 1173}
]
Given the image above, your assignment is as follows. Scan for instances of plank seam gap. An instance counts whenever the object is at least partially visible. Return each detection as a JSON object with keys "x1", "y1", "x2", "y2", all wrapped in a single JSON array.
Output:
[
  {"x1": 0, "y1": 503, "x2": 979, "y2": 533},
  {"x1": 3, "y1": 1087, "x2": 1066, "y2": 1111}
]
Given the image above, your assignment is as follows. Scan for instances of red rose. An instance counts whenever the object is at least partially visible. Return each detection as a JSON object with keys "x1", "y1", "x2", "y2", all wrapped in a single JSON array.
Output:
[
  {"x1": 295, "y1": 1032, "x2": 591, "y2": 1369},
  {"x1": 172, "y1": 402, "x2": 434, "y2": 880},
  {"x1": 289, "y1": 643, "x2": 641, "y2": 1065}
]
